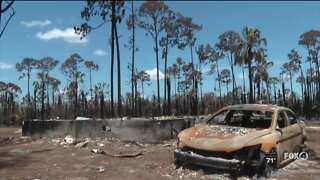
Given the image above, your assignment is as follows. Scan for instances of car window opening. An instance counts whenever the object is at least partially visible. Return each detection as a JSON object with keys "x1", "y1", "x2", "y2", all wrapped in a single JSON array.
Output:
[{"x1": 206, "y1": 110, "x2": 273, "y2": 129}]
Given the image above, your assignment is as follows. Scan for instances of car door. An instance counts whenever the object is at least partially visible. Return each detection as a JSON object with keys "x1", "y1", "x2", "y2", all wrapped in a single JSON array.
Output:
[
  {"x1": 284, "y1": 110, "x2": 304, "y2": 152},
  {"x1": 275, "y1": 110, "x2": 292, "y2": 163}
]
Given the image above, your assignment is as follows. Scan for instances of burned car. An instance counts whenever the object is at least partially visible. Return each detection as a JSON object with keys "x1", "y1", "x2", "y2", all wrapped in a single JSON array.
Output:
[{"x1": 174, "y1": 104, "x2": 307, "y2": 175}]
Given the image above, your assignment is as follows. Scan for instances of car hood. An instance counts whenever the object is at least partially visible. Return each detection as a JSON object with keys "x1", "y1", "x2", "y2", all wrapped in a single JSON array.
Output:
[{"x1": 178, "y1": 124, "x2": 271, "y2": 152}]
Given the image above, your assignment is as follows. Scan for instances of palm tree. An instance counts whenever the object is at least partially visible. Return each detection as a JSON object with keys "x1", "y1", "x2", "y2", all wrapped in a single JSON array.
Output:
[
  {"x1": 254, "y1": 59, "x2": 273, "y2": 101},
  {"x1": 176, "y1": 57, "x2": 185, "y2": 114},
  {"x1": 136, "y1": 1, "x2": 170, "y2": 115},
  {"x1": 94, "y1": 82, "x2": 106, "y2": 118},
  {"x1": 84, "y1": 60, "x2": 99, "y2": 101},
  {"x1": 136, "y1": 71, "x2": 150, "y2": 99},
  {"x1": 6, "y1": 83, "x2": 21, "y2": 114},
  {"x1": 288, "y1": 49, "x2": 305, "y2": 99},
  {"x1": 113, "y1": 3, "x2": 124, "y2": 117},
  {"x1": 35, "y1": 57, "x2": 59, "y2": 119},
  {"x1": 135, "y1": 71, "x2": 150, "y2": 116},
  {"x1": 75, "y1": 0, "x2": 126, "y2": 118},
  {"x1": 47, "y1": 77, "x2": 61, "y2": 110},
  {"x1": 282, "y1": 61, "x2": 299, "y2": 105},
  {"x1": 220, "y1": 69, "x2": 232, "y2": 94},
  {"x1": 181, "y1": 63, "x2": 193, "y2": 114},
  {"x1": 196, "y1": 44, "x2": 216, "y2": 107},
  {"x1": 159, "y1": 10, "x2": 181, "y2": 113},
  {"x1": 299, "y1": 30, "x2": 320, "y2": 89},
  {"x1": 216, "y1": 31, "x2": 242, "y2": 103},
  {"x1": 126, "y1": 2, "x2": 139, "y2": 115},
  {"x1": 207, "y1": 64, "x2": 217, "y2": 91},
  {"x1": 262, "y1": 61, "x2": 273, "y2": 102},
  {"x1": 269, "y1": 77, "x2": 279, "y2": 104},
  {"x1": 235, "y1": 26, "x2": 267, "y2": 103},
  {"x1": 210, "y1": 48, "x2": 224, "y2": 108},
  {"x1": 196, "y1": 44, "x2": 223, "y2": 107},
  {"x1": 16, "y1": 58, "x2": 36, "y2": 117},
  {"x1": 176, "y1": 15, "x2": 202, "y2": 115},
  {"x1": 61, "y1": 53, "x2": 85, "y2": 119}
]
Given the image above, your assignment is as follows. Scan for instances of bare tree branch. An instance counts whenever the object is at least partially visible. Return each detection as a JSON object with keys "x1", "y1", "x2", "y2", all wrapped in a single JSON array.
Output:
[
  {"x1": 0, "y1": 0, "x2": 14, "y2": 13},
  {"x1": 0, "y1": 4, "x2": 14, "y2": 38}
]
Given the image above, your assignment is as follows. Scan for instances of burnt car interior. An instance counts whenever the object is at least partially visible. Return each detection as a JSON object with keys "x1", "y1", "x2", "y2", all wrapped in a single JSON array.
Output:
[
  {"x1": 206, "y1": 110, "x2": 273, "y2": 129},
  {"x1": 277, "y1": 112, "x2": 287, "y2": 128},
  {"x1": 277, "y1": 110, "x2": 298, "y2": 129}
]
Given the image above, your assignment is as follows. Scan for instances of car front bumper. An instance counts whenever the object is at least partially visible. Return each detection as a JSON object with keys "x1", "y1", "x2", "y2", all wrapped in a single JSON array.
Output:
[{"x1": 174, "y1": 148, "x2": 243, "y2": 171}]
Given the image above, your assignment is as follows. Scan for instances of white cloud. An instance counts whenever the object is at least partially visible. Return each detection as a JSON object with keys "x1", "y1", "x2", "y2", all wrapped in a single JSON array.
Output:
[
  {"x1": 146, "y1": 68, "x2": 164, "y2": 80},
  {"x1": 21, "y1": 20, "x2": 52, "y2": 28},
  {"x1": 94, "y1": 49, "x2": 108, "y2": 56},
  {"x1": 0, "y1": 62, "x2": 13, "y2": 70},
  {"x1": 36, "y1": 28, "x2": 88, "y2": 44}
]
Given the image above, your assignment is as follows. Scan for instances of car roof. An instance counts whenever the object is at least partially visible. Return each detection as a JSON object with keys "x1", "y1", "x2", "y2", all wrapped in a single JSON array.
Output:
[{"x1": 224, "y1": 104, "x2": 286, "y2": 111}]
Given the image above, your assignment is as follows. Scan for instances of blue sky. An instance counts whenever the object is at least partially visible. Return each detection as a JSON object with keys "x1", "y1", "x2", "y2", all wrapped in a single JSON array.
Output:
[{"x1": 0, "y1": 1, "x2": 319, "y2": 100}]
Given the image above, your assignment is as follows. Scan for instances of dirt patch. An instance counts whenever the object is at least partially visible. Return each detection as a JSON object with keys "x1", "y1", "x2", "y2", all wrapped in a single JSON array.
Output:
[{"x1": 0, "y1": 122, "x2": 320, "y2": 180}]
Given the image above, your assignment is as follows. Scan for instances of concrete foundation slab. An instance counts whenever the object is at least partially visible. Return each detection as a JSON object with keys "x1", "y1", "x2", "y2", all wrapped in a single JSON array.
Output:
[{"x1": 22, "y1": 117, "x2": 196, "y2": 143}]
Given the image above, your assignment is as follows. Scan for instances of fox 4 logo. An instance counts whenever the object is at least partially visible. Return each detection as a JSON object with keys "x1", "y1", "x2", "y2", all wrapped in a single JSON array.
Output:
[{"x1": 284, "y1": 152, "x2": 308, "y2": 160}]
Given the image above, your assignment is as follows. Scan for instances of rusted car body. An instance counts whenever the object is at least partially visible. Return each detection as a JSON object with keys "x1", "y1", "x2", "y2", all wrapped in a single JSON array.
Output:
[{"x1": 174, "y1": 104, "x2": 307, "y2": 174}]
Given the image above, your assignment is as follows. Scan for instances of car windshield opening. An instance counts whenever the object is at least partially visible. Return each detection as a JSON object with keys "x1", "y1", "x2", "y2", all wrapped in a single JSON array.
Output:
[{"x1": 205, "y1": 109, "x2": 273, "y2": 129}]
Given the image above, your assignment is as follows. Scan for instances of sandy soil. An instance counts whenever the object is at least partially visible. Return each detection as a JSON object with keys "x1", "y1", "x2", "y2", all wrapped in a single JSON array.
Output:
[{"x1": 0, "y1": 122, "x2": 319, "y2": 180}]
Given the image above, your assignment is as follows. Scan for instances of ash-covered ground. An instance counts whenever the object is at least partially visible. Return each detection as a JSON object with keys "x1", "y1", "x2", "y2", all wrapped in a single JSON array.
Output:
[{"x1": 0, "y1": 121, "x2": 319, "y2": 180}]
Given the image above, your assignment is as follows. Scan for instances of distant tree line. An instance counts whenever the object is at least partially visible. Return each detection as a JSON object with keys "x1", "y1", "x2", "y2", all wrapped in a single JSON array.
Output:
[{"x1": 0, "y1": 0, "x2": 319, "y2": 124}]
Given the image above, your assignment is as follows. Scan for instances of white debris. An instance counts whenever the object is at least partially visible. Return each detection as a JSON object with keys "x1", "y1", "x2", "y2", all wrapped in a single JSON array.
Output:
[
  {"x1": 96, "y1": 166, "x2": 106, "y2": 173},
  {"x1": 62, "y1": 135, "x2": 75, "y2": 145},
  {"x1": 91, "y1": 149, "x2": 105, "y2": 154},
  {"x1": 75, "y1": 140, "x2": 89, "y2": 148},
  {"x1": 51, "y1": 139, "x2": 61, "y2": 145}
]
